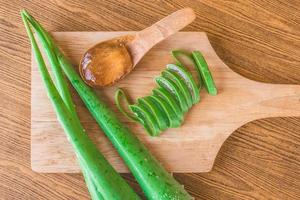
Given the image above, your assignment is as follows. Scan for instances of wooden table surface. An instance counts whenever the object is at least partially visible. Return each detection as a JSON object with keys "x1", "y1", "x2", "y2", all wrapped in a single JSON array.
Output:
[{"x1": 1, "y1": 0, "x2": 299, "y2": 199}]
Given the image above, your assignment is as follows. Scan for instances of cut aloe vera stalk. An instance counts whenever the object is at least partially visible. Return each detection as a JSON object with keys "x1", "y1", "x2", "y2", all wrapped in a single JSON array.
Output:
[
  {"x1": 130, "y1": 103, "x2": 160, "y2": 136},
  {"x1": 115, "y1": 88, "x2": 138, "y2": 122},
  {"x1": 151, "y1": 94, "x2": 182, "y2": 128},
  {"x1": 152, "y1": 87, "x2": 183, "y2": 119},
  {"x1": 163, "y1": 69, "x2": 193, "y2": 108},
  {"x1": 166, "y1": 64, "x2": 200, "y2": 104},
  {"x1": 145, "y1": 96, "x2": 169, "y2": 131},
  {"x1": 155, "y1": 76, "x2": 189, "y2": 113},
  {"x1": 137, "y1": 97, "x2": 164, "y2": 134},
  {"x1": 171, "y1": 50, "x2": 203, "y2": 89},
  {"x1": 192, "y1": 51, "x2": 217, "y2": 95}
]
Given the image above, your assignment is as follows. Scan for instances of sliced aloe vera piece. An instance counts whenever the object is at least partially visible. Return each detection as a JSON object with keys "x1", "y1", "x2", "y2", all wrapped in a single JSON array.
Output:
[
  {"x1": 138, "y1": 97, "x2": 168, "y2": 132},
  {"x1": 137, "y1": 100, "x2": 160, "y2": 136},
  {"x1": 114, "y1": 88, "x2": 139, "y2": 122},
  {"x1": 171, "y1": 50, "x2": 203, "y2": 89},
  {"x1": 155, "y1": 76, "x2": 189, "y2": 113},
  {"x1": 166, "y1": 64, "x2": 200, "y2": 104},
  {"x1": 162, "y1": 69, "x2": 193, "y2": 108},
  {"x1": 129, "y1": 105, "x2": 159, "y2": 136},
  {"x1": 192, "y1": 51, "x2": 217, "y2": 95},
  {"x1": 152, "y1": 87, "x2": 183, "y2": 123},
  {"x1": 151, "y1": 94, "x2": 182, "y2": 128}
]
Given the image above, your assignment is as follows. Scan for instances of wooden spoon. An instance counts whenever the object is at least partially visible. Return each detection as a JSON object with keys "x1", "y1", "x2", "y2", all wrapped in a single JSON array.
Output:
[{"x1": 79, "y1": 8, "x2": 196, "y2": 87}]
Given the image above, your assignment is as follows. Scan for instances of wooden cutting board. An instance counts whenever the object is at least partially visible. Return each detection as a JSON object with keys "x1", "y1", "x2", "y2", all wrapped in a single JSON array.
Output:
[{"x1": 31, "y1": 32, "x2": 300, "y2": 173}]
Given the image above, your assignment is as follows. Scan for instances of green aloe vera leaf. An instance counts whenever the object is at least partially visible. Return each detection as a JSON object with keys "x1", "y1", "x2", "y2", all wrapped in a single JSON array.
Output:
[
  {"x1": 21, "y1": 10, "x2": 140, "y2": 200},
  {"x1": 22, "y1": 11, "x2": 104, "y2": 200}
]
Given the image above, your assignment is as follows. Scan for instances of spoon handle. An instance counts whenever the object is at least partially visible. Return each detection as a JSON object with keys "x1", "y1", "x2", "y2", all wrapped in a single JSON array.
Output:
[{"x1": 128, "y1": 8, "x2": 196, "y2": 65}]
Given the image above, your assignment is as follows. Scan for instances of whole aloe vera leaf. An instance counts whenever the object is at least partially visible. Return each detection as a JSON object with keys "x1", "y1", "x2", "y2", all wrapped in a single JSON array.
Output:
[
  {"x1": 22, "y1": 10, "x2": 74, "y2": 109},
  {"x1": 22, "y1": 11, "x2": 104, "y2": 200},
  {"x1": 22, "y1": 11, "x2": 140, "y2": 200}
]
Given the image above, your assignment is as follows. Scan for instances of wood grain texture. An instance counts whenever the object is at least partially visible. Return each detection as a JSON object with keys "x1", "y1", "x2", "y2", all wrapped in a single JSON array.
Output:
[
  {"x1": 31, "y1": 31, "x2": 300, "y2": 173},
  {"x1": 1, "y1": 0, "x2": 300, "y2": 199}
]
